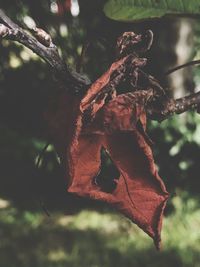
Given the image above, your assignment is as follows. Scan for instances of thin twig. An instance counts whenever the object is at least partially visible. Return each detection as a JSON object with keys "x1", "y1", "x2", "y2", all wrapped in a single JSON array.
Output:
[
  {"x1": 165, "y1": 60, "x2": 200, "y2": 75},
  {"x1": 76, "y1": 41, "x2": 90, "y2": 73}
]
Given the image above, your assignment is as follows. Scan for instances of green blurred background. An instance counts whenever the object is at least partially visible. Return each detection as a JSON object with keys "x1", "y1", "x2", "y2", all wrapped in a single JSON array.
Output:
[{"x1": 0, "y1": 0, "x2": 200, "y2": 266}]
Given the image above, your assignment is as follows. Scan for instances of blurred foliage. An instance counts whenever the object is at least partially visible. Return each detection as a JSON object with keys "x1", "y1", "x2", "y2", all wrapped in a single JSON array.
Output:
[
  {"x1": 149, "y1": 112, "x2": 200, "y2": 197},
  {"x1": 0, "y1": 1, "x2": 200, "y2": 266},
  {"x1": 1, "y1": 195, "x2": 200, "y2": 267},
  {"x1": 104, "y1": 0, "x2": 200, "y2": 22}
]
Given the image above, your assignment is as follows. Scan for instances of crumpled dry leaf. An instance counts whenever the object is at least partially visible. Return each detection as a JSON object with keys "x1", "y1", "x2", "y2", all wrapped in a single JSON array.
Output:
[{"x1": 45, "y1": 58, "x2": 169, "y2": 249}]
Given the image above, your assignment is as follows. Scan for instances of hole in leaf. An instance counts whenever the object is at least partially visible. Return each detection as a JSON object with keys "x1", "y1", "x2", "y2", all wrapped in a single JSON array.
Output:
[{"x1": 93, "y1": 148, "x2": 120, "y2": 193}]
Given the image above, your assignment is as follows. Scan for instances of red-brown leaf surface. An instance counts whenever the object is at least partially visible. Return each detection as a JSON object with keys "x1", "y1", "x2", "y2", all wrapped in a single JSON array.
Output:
[
  {"x1": 45, "y1": 58, "x2": 169, "y2": 249},
  {"x1": 80, "y1": 56, "x2": 129, "y2": 113}
]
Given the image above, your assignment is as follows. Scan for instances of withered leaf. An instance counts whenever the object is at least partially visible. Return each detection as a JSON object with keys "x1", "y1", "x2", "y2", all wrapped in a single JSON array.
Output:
[
  {"x1": 45, "y1": 58, "x2": 169, "y2": 249},
  {"x1": 80, "y1": 56, "x2": 129, "y2": 115}
]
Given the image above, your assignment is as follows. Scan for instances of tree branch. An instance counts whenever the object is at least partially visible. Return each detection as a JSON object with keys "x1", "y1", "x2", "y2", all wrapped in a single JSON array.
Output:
[
  {"x1": 147, "y1": 91, "x2": 200, "y2": 121},
  {"x1": 0, "y1": 9, "x2": 65, "y2": 72},
  {"x1": 1, "y1": 10, "x2": 200, "y2": 123},
  {"x1": 0, "y1": 9, "x2": 90, "y2": 93}
]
